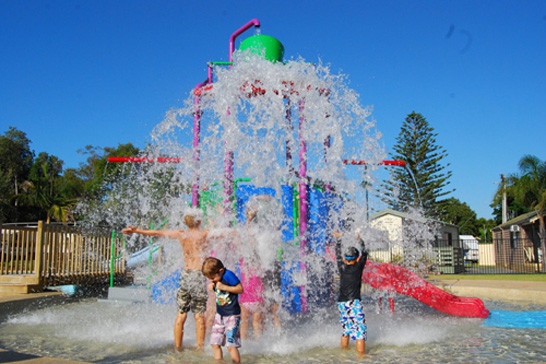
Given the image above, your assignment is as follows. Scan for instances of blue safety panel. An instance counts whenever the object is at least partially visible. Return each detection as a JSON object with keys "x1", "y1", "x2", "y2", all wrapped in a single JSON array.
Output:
[
  {"x1": 281, "y1": 185, "x2": 295, "y2": 242},
  {"x1": 483, "y1": 310, "x2": 546, "y2": 329},
  {"x1": 235, "y1": 184, "x2": 276, "y2": 224},
  {"x1": 236, "y1": 184, "x2": 302, "y2": 312},
  {"x1": 307, "y1": 188, "x2": 340, "y2": 309},
  {"x1": 236, "y1": 184, "x2": 295, "y2": 243},
  {"x1": 309, "y1": 188, "x2": 328, "y2": 255},
  {"x1": 280, "y1": 185, "x2": 301, "y2": 313},
  {"x1": 152, "y1": 269, "x2": 181, "y2": 304},
  {"x1": 305, "y1": 260, "x2": 335, "y2": 309},
  {"x1": 281, "y1": 261, "x2": 302, "y2": 314}
]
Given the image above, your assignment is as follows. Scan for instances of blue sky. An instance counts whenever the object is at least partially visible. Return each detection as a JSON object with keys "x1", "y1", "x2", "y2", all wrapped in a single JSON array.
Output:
[{"x1": 1, "y1": 1, "x2": 545, "y2": 219}]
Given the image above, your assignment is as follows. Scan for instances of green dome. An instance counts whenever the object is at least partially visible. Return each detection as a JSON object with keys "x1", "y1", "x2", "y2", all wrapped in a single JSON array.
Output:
[{"x1": 238, "y1": 35, "x2": 284, "y2": 63}]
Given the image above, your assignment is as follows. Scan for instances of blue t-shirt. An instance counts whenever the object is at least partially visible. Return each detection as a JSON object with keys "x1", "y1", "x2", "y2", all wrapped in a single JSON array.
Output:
[{"x1": 214, "y1": 269, "x2": 241, "y2": 316}]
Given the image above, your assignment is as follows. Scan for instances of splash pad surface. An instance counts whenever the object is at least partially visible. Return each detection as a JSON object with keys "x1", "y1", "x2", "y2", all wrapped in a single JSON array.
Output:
[{"x1": 0, "y1": 297, "x2": 544, "y2": 363}]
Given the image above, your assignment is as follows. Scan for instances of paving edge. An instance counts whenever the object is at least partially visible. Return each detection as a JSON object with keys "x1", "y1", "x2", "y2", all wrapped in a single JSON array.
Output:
[
  {"x1": 0, "y1": 293, "x2": 79, "y2": 323},
  {"x1": 434, "y1": 283, "x2": 546, "y2": 305}
]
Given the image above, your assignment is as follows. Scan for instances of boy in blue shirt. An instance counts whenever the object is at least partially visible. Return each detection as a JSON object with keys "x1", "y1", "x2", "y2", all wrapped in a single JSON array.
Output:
[{"x1": 202, "y1": 257, "x2": 244, "y2": 363}]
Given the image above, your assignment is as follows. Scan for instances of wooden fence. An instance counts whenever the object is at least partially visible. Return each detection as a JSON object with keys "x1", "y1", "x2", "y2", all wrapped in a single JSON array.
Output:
[
  {"x1": 435, "y1": 246, "x2": 465, "y2": 274},
  {"x1": 0, "y1": 221, "x2": 126, "y2": 292}
]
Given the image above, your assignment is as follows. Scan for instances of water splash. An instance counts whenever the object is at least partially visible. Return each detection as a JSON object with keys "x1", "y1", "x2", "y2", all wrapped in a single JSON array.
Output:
[{"x1": 73, "y1": 51, "x2": 448, "y2": 344}]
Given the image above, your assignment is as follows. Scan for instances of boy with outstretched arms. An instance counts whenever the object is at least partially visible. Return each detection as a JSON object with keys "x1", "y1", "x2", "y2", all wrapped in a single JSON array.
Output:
[
  {"x1": 333, "y1": 229, "x2": 369, "y2": 357},
  {"x1": 202, "y1": 257, "x2": 244, "y2": 363},
  {"x1": 122, "y1": 210, "x2": 208, "y2": 351}
]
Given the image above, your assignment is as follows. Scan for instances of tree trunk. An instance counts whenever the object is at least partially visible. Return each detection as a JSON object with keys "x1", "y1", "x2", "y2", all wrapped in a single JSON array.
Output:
[{"x1": 13, "y1": 174, "x2": 18, "y2": 207}]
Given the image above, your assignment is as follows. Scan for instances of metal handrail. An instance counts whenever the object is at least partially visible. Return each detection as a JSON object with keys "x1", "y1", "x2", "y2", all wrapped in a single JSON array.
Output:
[{"x1": 110, "y1": 231, "x2": 127, "y2": 287}]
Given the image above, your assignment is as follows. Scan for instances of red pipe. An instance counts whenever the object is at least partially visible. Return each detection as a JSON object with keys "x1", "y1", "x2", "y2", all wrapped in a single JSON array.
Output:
[
  {"x1": 108, "y1": 157, "x2": 180, "y2": 163},
  {"x1": 107, "y1": 158, "x2": 404, "y2": 167},
  {"x1": 343, "y1": 160, "x2": 406, "y2": 167},
  {"x1": 389, "y1": 297, "x2": 395, "y2": 314}
]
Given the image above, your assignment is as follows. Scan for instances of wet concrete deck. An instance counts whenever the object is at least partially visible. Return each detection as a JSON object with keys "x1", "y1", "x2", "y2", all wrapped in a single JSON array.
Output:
[
  {"x1": 0, "y1": 348, "x2": 90, "y2": 363},
  {"x1": 0, "y1": 279, "x2": 545, "y2": 363}
]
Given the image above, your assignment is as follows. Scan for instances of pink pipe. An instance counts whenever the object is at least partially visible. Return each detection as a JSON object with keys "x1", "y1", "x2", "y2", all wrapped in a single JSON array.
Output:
[
  {"x1": 285, "y1": 99, "x2": 295, "y2": 179},
  {"x1": 298, "y1": 101, "x2": 308, "y2": 244},
  {"x1": 191, "y1": 91, "x2": 204, "y2": 207},
  {"x1": 192, "y1": 72, "x2": 214, "y2": 207},
  {"x1": 298, "y1": 99, "x2": 308, "y2": 313},
  {"x1": 324, "y1": 135, "x2": 332, "y2": 192},
  {"x1": 223, "y1": 150, "x2": 234, "y2": 213},
  {"x1": 229, "y1": 19, "x2": 260, "y2": 62},
  {"x1": 221, "y1": 19, "x2": 260, "y2": 214}
]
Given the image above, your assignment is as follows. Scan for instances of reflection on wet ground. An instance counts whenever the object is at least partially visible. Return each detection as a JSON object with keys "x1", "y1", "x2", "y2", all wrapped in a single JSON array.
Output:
[{"x1": 0, "y1": 297, "x2": 544, "y2": 363}]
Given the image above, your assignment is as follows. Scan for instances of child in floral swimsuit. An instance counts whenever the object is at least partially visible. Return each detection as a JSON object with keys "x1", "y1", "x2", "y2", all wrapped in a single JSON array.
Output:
[{"x1": 239, "y1": 260, "x2": 264, "y2": 338}]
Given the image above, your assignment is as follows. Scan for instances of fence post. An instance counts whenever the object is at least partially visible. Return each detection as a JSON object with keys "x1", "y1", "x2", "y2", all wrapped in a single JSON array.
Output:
[
  {"x1": 537, "y1": 213, "x2": 546, "y2": 272},
  {"x1": 34, "y1": 221, "x2": 44, "y2": 285}
]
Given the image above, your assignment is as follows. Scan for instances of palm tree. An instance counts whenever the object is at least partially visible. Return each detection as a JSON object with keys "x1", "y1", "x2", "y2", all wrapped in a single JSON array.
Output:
[{"x1": 508, "y1": 155, "x2": 546, "y2": 271}]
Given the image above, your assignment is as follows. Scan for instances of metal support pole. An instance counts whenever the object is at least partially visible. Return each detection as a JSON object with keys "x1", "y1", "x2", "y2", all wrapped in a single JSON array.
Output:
[
  {"x1": 191, "y1": 92, "x2": 203, "y2": 207},
  {"x1": 298, "y1": 100, "x2": 308, "y2": 312}
]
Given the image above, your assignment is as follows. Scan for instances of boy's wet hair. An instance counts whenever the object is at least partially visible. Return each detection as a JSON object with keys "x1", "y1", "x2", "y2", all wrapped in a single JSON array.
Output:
[
  {"x1": 183, "y1": 208, "x2": 203, "y2": 228},
  {"x1": 202, "y1": 257, "x2": 224, "y2": 278},
  {"x1": 342, "y1": 217, "x2": 355, "y2": 232},
  {"x1": 184, "y1": 214, "x2": 201, "y2": 228},
  {"x1": 344, "y1": 247, "x2": 360, "y2": 261}
]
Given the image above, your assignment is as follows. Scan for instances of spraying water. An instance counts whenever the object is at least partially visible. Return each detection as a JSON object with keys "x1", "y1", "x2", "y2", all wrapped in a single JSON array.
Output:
[
  {"x1": 73, "y1": 24, "x2": 452, "y2": 309},
  {"x1": 63, "y1": 25, "x2": 480, "y2": 361}
]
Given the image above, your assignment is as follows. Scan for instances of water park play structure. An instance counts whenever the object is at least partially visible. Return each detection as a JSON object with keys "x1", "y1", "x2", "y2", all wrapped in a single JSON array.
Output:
[
  {"x1": 5, "y1": 19, "x2": 546, "y2": 364},
  {"x1": 108, "y1": 19, "x2": 489, "y2": 318}
]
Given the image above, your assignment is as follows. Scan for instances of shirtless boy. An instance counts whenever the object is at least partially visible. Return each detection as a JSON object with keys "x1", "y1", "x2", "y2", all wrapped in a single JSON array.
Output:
[{"x1": 122, "y1": 210, "x2": 209, "y2": 351}]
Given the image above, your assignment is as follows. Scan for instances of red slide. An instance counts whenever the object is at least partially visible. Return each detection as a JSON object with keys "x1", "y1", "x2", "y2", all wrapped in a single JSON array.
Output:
[{"x1": 362, "y1": 260, "x2": 490, "y2": 318}]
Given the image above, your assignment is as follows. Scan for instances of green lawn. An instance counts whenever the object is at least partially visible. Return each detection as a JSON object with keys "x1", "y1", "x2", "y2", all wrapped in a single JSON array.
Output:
[{"x1": 429, "y1": 274, "x2": 546, "y2": 282}]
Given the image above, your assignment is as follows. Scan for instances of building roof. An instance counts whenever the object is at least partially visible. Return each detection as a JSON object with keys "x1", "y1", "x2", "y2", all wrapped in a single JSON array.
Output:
[
  {"x1": 460, "y1": 235, "x2": 479, "y2": 249},
  {"x1": 369, "y1": 208, "x2": 458, "y2": 228},
  {"x1": 492, "y1": 210, "x2": 543, "y2": 231}
]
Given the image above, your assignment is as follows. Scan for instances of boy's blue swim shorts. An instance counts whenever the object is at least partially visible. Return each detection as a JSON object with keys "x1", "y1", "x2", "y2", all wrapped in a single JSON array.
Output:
[{"x1": 338, "y1": 299, "x2": 367, "y2": 341}]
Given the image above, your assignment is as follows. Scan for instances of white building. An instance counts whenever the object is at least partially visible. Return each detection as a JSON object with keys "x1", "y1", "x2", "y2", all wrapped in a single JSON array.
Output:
[
  {"x1": 459, "y1": 235, "x2": 479, "y2": 262},
  {"x1": 368, "y1": 208, "x2": 460, "y2": 266}
]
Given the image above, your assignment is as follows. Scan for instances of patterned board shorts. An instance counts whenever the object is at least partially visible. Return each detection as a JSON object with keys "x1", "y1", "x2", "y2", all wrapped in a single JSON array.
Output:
[
  {"x1": 210, "y1": 313, "x2": 241, "y2": 347},
  {"x1": 176, "y1": 269, "x2": 208, "y2": 314},
  {"x1": 338, "y1": 299, "x2": 367, "y2": 341}
]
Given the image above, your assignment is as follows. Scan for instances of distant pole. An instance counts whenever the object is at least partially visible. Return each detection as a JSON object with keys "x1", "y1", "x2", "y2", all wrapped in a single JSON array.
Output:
[
  {"x1": 501, "y1": 174, "x2": 508, "y2": 224},
  {"x1": 361, "y1": 165, "x2": 369, "y2": 220},
  {"x1": 343, "y1": 160, "x2": 406, "y2": 220}
]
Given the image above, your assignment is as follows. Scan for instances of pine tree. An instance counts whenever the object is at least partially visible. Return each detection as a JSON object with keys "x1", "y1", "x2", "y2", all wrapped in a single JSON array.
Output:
[{"x1": 382, "y1": 112, "x2": 453, "y2": 218}]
